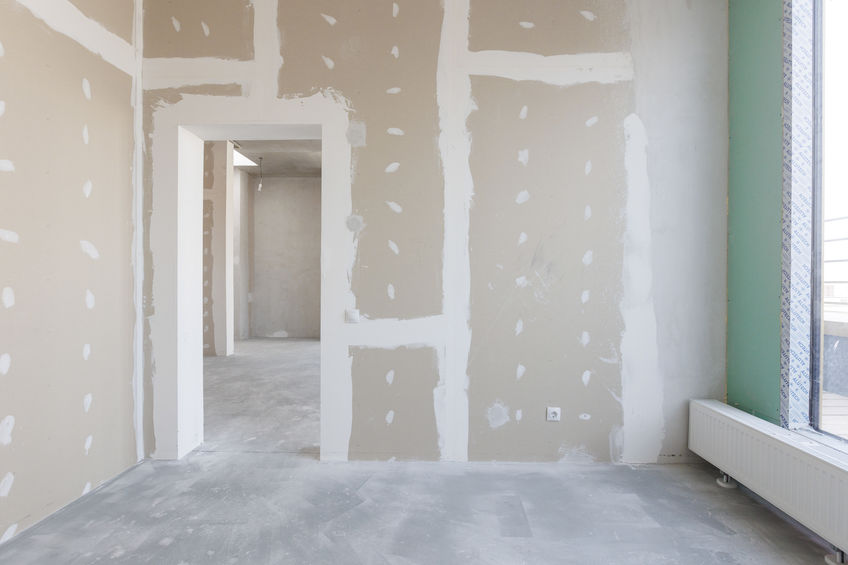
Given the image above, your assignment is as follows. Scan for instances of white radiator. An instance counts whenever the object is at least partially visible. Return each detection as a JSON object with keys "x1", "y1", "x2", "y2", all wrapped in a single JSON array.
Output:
[{"x1": 689, "y1": 399, "x2": 848, "y2": 552}]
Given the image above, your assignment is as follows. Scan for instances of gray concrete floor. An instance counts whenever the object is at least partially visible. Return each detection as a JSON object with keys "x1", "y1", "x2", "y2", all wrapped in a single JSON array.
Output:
[
  {"x1": 202, "y1": 339, "x2": 320, "y2": 457},
  {"x1": 0, "y1": 339, "x2": 832, "y2": 564}
]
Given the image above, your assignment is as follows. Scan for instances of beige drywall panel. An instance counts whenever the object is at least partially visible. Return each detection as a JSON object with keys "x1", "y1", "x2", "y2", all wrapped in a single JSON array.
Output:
[
  {"x1": 278, "y1": 0, "x2": 444, "y2": 320},
  {"x1": 143, "y1": 0, "x2": 254, "y2": 60},
  {"x1": 0, "y1": 3, "x2": 135, "y2": 541},
  {"x1": 467, "y1": 77, "x2": 632, "y2": 462},
  {"x1": 349, "y1": 346, "x2": 441, "y2": 460},
  {"x1": 202, "y1": 197, "x2": 216, "y2": 355},
  {"x1": 68, "y1": 0, "x2": 135, "y2": 44},
  {"x1": 202, "y1": 141, "x2": 234, "y2": 356},
  {"x1": 202, "y1": 142, "x2": 216, "y2": 355},
  {"x1": 251, "y1": 176, "x2": 321, "y2": 339},
  {"x1": 468, "y1": 0, "x2": 629, "y2": 55},
  {"x1": 233, "y1": 169, "x2": 252, "y2": 340}
]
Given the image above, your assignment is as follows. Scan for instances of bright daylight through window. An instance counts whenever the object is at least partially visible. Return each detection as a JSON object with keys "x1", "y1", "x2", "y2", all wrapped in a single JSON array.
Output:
[{"x1": 818, "y1": 0, "x2": 848, "y2": 440}]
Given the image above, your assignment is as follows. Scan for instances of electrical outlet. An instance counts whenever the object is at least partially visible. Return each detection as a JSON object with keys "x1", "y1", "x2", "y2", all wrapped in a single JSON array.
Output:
[{"x1": 546, "y1": 407, "x2": 561, "y2": 422}]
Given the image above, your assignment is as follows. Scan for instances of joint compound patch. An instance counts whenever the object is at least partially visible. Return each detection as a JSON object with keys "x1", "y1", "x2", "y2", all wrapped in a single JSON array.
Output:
[
  {"x1": 0, "y1": 415, "x2": 14, "y2": 446},
  {"x1": 487, "y1": 401, "x2": 510, "y2": 429},
  {"x1": 346, "y1": 215, "x2": 365, "y2": 233},
  {"x1": 346, "y1": 120, "x2": 367, "y2": 147}
]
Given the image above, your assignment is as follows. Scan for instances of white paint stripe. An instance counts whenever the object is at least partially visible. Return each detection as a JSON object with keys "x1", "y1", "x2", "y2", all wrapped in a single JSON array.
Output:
[
  {"x1": 437, "y1": 0, "x2": 472, "y2": 462},
  {"x1": 0, "y1": 160, "x2": 14, "y2": 172},
  {"x1": 142, "y1": 58, "x2": 253, "y2": 90},
  {"x1": 341, "y1": 315, "x2": 447, "y2": 348},
  {"x1": 619, "y1": 113, "x2": 664, "y2": 464},
  {"x1": 466, "y1": 51, "x2": 633, "y2": 86},
  {"x1": 251, "y1": 0, "x2": 284, "y2": 100},
  {"x1": 15, "y1": 0, "x2": 134, "y2": 75},
  {"x1": 131, "y1": 0, "x2": 145, "y2": 462}
]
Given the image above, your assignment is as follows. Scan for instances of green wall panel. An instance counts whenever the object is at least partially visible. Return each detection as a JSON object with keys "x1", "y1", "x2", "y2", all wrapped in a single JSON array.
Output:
[{"x1": 727, "y1": 0, "x2": 784, "y2": 424}]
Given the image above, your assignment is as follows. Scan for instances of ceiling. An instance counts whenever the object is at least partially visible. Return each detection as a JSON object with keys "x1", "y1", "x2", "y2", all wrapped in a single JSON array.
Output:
[{"x1": 233, "y1": 139, "x2": 321, "y2": 177}]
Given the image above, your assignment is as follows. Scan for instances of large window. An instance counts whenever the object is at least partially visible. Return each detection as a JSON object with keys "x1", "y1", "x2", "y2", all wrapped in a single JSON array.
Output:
[{"x1": 816, "y1": 0, "x2": 848, "y2": 440}]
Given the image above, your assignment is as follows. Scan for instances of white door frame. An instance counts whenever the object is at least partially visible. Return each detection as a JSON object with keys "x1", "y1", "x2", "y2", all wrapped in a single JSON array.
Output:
[{"x1": 145, "y1": 94, "x2": 355, "y2": 461}]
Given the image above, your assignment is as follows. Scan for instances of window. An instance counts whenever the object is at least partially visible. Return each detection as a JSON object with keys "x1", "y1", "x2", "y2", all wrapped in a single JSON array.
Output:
[{"x1": 815, "y1": 0, "x2": 848, "y2": 440}]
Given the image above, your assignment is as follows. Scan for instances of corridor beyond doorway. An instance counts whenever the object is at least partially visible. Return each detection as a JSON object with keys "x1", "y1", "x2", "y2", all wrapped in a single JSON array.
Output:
[{"x1": 202, "y1": 339, "x2": 320, "y2": 457}]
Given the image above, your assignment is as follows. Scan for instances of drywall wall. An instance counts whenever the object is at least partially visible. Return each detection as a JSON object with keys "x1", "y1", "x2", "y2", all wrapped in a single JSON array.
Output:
[
  {"x1": 627, "y1": 0, "x2": 728, "y2": 460},
  {"x1": 466, "y1": 76, "x2": 632, "y2": 461},
  {"x1": 726, "y1": 0, "x2": 784, "y2": 425},
  {"x1": 143, "y1": 0, "x2": 254, "y2": 60},
  {"x1": 251, "y1": 176, "x2": 321, "y2": 339},
  {"x1": 0, "y1": 1, "x2": 138, "y2": 545},
  {"x1": 202, "y1": 140, "x2": 234, "y2": 356},
  {"x1": 349, "y1": 346, "x2": 441, "y2": 460},
  {"x1": 142, "y1": 0, "x2": 728, "y2": 463},
  {"x1": 68, "y1": 0, "x2": 134, "y2": 43},
  {"x1": 276, "y1": 0, "x2": 445, "y2": 322},
  {"x1": 233, "y1": 168, "x2": 252, "y2": 340}
]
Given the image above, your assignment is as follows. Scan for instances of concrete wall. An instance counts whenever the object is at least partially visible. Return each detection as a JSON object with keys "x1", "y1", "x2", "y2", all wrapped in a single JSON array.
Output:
[
  {"x1": 233, "y1": 168, "x2": 252, "y2": 340},
  {"x1": 142, "y1": 0, "x2": 728, "y2": 463},
  {"x1": 0, "y1": 1, "x2": 139, "y2": 545},
  {"x1": 251, "y1": 176, "x2": 321, "y2": 339}
]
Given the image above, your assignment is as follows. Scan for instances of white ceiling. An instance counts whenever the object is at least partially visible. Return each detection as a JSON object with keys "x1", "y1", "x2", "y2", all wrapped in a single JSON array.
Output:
[{"x1": 234, "y1": 139, "x2": 321, "y2": 177}]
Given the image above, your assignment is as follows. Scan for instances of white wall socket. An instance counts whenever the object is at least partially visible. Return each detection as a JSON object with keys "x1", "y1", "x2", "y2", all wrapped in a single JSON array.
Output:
[{"x1": 546, "y1": 407, "x2": 561, "y2": 422}]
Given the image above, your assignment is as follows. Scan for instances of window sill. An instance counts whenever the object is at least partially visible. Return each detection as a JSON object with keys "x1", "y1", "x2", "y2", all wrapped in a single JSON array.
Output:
[{"x1": 793, "y1": 425, "x2": 848, "y2": 459}]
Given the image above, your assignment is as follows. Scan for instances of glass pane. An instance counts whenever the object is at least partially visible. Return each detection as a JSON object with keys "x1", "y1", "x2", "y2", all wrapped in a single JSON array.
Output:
[{"x1": 820, "y1": 0, "x2": 848, "y2": 440}]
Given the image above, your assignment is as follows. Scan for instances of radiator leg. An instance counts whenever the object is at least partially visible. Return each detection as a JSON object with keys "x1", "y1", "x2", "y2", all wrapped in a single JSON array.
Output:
[
  {"x1": 825, "y1": 549, "x2": 846, "y2": 565},
  {"x1": 715, "y1": 472, "x2": 737, "y2": 489}
]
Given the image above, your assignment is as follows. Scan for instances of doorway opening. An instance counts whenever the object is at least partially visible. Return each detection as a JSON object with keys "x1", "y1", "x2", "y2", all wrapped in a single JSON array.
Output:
[{"x1": 193, "y1": 135, "x2": 322, "y2": 458}]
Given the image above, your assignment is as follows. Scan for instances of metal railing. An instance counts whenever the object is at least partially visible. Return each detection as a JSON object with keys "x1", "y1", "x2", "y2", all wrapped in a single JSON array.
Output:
[{"x1": 823, "y1": 217, "x2": 848, "y2": 305}]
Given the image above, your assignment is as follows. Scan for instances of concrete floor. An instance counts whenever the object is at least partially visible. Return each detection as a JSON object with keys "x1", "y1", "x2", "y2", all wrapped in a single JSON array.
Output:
[
  {"x1": 0, "y1": 339, "x2": 832, "y2": 564},
  {"x1": 202, "y1": 339, "x2": 320, "y2": 457}
]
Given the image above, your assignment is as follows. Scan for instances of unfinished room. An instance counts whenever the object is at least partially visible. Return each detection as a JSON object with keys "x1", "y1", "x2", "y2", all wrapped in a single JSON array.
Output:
[{"x1": 0, "y1": 0, "x2": 846, "y2": 563}]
